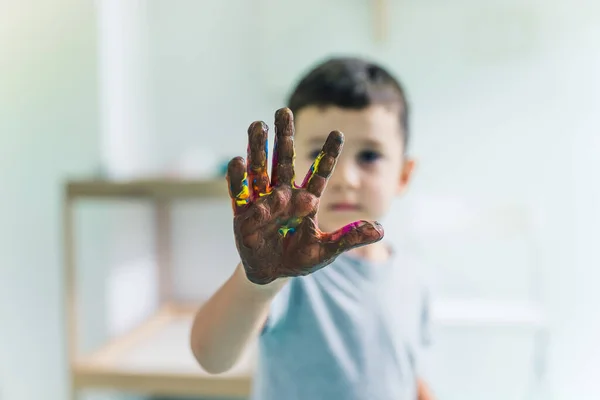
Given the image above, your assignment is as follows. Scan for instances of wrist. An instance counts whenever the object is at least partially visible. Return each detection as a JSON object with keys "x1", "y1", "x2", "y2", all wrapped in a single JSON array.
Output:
[{"x1": 233, "y1": 263, "x2": 288, "y2": 299}]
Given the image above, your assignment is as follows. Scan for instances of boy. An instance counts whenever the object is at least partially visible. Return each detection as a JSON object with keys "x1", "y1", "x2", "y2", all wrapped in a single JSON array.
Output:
[{"x1": 190, "y1": 56, "x2": 434, "y2": 400}]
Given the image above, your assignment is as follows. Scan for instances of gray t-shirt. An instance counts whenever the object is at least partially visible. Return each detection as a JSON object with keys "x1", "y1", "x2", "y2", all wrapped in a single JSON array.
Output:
[{"x1": 250, "y1": 246, "x2": 432, "y2": 400}]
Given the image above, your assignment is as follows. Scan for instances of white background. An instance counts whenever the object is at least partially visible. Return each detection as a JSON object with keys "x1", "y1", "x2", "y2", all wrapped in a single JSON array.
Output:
[{"x1": 1, "y1": 0, "x2": 599, "y2": 399}]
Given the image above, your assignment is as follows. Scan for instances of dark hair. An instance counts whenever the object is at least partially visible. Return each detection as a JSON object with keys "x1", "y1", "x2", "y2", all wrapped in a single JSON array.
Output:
[{"x1": 286, "y1": 56, "x2": 410, "y2": 147}]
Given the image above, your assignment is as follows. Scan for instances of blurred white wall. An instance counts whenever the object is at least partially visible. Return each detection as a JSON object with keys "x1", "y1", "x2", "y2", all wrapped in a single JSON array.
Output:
[
  {"x1": 1, "y1": 0, "x2": 599, "y2": 399},
  {"x1": 0, "y1": 1, "x2": 101, "y2": 399}
]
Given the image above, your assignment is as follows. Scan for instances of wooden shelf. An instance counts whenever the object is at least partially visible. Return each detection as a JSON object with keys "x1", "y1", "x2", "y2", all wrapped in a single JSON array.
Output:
[
  {"x1": 65, "y1": 177, "x2": 230, "y2": 200},
  {"x1": 72, "y1": 304, "x2": 255, "y2": 397}
]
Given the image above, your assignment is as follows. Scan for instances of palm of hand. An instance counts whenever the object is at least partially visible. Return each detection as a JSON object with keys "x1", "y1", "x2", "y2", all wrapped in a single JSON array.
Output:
[{"x1": 226, "y1": 108, "x2": 384, "y2": 285}]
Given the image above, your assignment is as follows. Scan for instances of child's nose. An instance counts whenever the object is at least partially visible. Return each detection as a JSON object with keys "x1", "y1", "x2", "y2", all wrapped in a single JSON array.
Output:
[{"x1": 328, "y1": 160, "x2": 360, "y2": 191}]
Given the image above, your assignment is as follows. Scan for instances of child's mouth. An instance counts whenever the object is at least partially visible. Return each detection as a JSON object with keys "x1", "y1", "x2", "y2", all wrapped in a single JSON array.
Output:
[{"x1": 328, "y1": 203, "x2": 361, "y2": 211}]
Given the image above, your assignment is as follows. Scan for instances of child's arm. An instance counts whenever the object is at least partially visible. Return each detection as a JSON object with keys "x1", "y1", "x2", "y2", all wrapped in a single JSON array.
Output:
[
  {"x1": 417, "y1": 378, "x2": 435, "y2": 400},
  {"x1": 190, "y1": 264, "x2": 287, "y2": 374},
  {"x1": 190, "y1": 108, "x2": 383, "y2": 374}
]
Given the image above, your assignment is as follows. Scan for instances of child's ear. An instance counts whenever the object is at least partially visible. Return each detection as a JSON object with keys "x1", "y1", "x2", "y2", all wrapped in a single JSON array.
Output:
[{"x1": 397, "y1": 158, "x2": 416, "y2": 195}]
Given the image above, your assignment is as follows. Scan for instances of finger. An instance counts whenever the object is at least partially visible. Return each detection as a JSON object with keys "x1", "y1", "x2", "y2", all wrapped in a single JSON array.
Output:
[
  {"x1": 247, "y1": 121, "x2": 271, "y2": 198},
  {"x1": 271, "y1": 108, "x2": 296, "y2": 187},
  {"x1": 304, "y1": 130, "x2": 344, "y2": 197},
  {"x1": 320, "y1": 220, "x2": 384, "y2": 258},
  {"x1": 226, "y1": 156, "x2": 250, "y2": 214}
]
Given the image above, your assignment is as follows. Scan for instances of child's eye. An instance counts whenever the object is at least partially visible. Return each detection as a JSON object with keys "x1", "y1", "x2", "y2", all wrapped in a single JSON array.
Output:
[{"x1": 357, "y1": 150, "x2": 382, "y2": 164}]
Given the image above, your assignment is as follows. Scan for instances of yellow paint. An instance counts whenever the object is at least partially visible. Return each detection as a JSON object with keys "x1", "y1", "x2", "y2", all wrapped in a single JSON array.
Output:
[
  {"x1": 313, "y1": 151, "x2": 324, "y2": 170},
  {"x1": 235, "y1": 172, "x2": 250, "y2": 206},
  {"x1": 277, "y1": 217, "x2": 303, "y2": 237},
  {"x1": 278, "y1": 226, "x2": 293, "y2": 237},
  {"x1": 290, "y1": 217, "x2": 303, "y2": 226},
  {"x1": 291, "y1": 146, "x2": 297, "y2": 185},
  {"x1": 308, "y1": 151, "x2": 324, "y2": 182}
]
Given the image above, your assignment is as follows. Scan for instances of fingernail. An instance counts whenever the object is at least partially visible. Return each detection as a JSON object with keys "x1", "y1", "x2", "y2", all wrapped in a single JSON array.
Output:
[
  {"x1": 332, "y1": 131, "x2": 344, "y2": 143},
  {"x1": 275, "y1": 107, "x2": 293, "y2": 120},
  {"x1": 372, "y1": 221, "x2": 384, "y2": 236}
]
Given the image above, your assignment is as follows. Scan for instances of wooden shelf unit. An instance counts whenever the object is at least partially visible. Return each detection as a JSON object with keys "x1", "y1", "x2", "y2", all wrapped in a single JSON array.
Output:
[{"x1": 62, "y1": 177, "x2": 253, "y2": 399}]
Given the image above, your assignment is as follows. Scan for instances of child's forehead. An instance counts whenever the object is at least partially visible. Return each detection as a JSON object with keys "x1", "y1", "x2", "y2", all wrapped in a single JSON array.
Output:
[{"x1": 294, "y1": 105, "x2": 403, "y2": 144}]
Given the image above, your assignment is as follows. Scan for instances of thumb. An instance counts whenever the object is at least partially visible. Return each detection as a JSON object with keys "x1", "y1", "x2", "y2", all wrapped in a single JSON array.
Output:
[{"x1": 320, "y1": 220, "x2": 385, "y2": 258}]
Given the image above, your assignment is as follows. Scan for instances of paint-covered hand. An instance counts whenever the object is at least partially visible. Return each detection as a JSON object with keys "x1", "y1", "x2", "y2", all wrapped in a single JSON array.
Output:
[{"x1": 226, "y1": 108, "x2": 384, "y2": 285}]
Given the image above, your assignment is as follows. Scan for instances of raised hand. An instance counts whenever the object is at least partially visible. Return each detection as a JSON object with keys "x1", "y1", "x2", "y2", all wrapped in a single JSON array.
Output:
[{"x1": 226, "y1": 108, "x2": 384, "y2": 285}]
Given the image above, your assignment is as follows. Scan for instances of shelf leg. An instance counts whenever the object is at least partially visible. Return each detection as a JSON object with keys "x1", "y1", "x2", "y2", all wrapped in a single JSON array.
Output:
[{"x1": 155, "y1": 199, "x2": 173, "y2": 307}]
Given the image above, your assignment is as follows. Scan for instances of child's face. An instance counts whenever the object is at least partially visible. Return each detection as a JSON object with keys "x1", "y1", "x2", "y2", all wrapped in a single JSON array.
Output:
[{"x1": 293, "y1": 105, "x2": 415, "y2": 233}]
